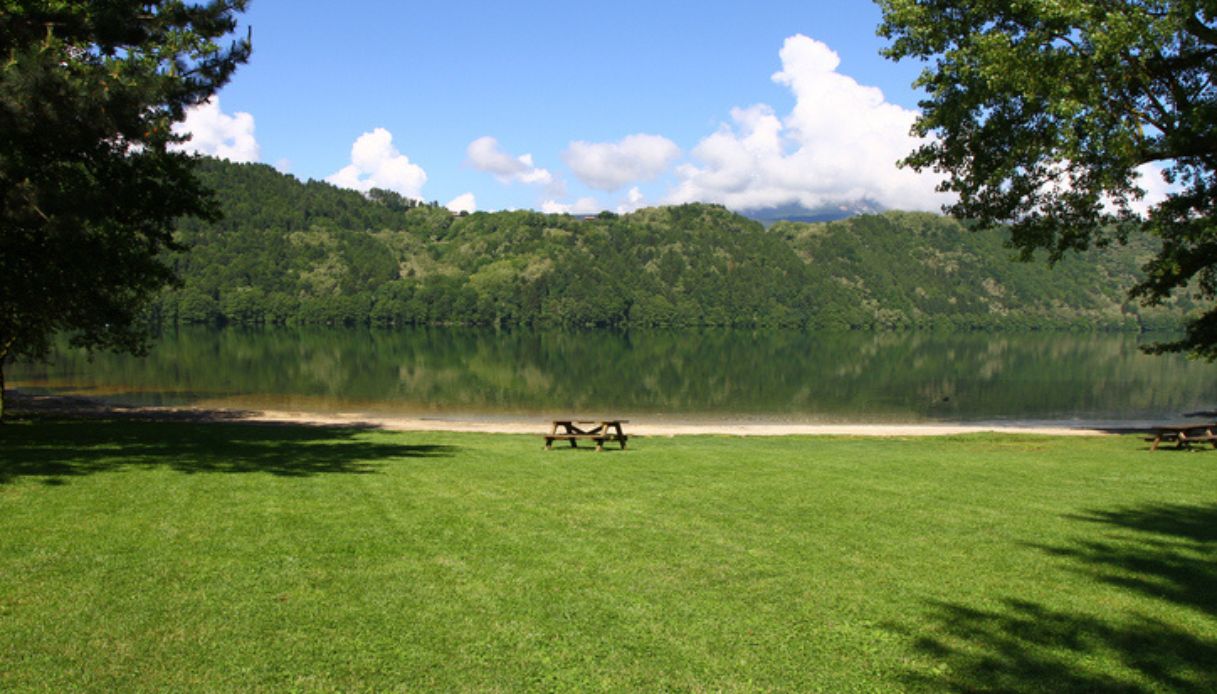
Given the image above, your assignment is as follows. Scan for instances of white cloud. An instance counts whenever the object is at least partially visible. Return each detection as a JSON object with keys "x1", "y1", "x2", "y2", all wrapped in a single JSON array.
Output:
[
  {"x1": 446, "y1": 192, "x2": 477, "y2": 213},
  {"x1": 467, "y1": 136, "x2": 553, "y2": 186},
  {"x1": 1047, "y1": 160, "x2": 1179, "y2": 219},
  {"x1": 541, "y1": 197, "x2": 602, "y2": 215},
  {"x1": 170, "y1": 97, "x2": 260, "y2": 163},
  {"x1": 564, "y1": 134, "x2": 680, "y2": 191},
  {"x1": 667, "y1": 34, "x2": 948, "y2": 212},
  {"x1": 326, "y1": 128, "x2": 427, "y2": 198},
  {"x1": 616, "y1": 187, "x2": 647, "y2": 213},
  {"x1": 1129, "y1": 163, "x2": 1177, "y2": 217}
]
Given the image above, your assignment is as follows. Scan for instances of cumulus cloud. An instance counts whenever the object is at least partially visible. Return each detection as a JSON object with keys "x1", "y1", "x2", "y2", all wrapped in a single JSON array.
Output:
[
  {"x1": 1044, "y1": 160, "x2": 1179, "y2": 219},
  {"x1": 446, "y1": 192, "x2": 477, "y2": 214},
  {"x1": 667, "y1": 34, "x2": 948, "y2": 212},
  {"x1": 467, "y1": 136, "x2": 553, "y2": 186},
  {"x1": 170, "y1": 97, "x2": 260, "y2": 163},
  {"x1": 541, "y1": 197, "x2": 602, "y2": 215},
  {"x1": 1129, "y1": 163, "x2": 1177, "y2": 217},
  {"x1": 616, "y1": 187, "x2": 647, "y2": 213},
  {"x1": 564, "y1": 134, "x2": 680, "y2": 191},
  {"x1": 326, "y1": 128, "x2": 428, "y2": 198}
]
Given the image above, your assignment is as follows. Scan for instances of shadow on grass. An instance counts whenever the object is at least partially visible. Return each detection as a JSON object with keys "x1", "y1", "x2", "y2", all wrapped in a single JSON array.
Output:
[
  {"x1": 901, "y1": 503, "x2": 1217, "y2": 692},
  {"x1": 0, "y1": 416, "x2": 456, "y2": 484},
  {"x1": 1040, "y1": 505, "x2": 1217, "y2": 617}
]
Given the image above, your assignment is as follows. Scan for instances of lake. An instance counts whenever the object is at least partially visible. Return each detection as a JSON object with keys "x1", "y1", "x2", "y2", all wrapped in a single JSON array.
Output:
[{"x1": 8, "y1": 327, "x2": 1217, "y2": 425}]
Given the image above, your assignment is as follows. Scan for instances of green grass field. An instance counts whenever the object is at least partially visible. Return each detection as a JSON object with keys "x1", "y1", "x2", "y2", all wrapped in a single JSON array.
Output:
[{"x1": 2, "y1": 418, "x2": 1216, "y2": 691}]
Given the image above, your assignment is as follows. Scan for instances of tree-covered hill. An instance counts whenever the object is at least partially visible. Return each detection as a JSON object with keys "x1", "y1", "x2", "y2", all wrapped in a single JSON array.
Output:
[
  {"x1": 157, "y1": 158, "x2": 1186, "y2": 330},
  {"x1": 776, "y1": 212, "x2": 1186, "y2": 331}
]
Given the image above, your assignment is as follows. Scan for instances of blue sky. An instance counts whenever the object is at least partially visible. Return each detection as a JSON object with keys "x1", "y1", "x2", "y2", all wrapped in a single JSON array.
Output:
[{"x1": 176, "y1": 0, "x2": 949, "y2": 214}]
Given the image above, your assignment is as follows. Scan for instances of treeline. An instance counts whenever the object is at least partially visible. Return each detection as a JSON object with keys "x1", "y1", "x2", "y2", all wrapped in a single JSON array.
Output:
[{"x1": 155, "y1": 158, "x2": 1186, "y2": 331}]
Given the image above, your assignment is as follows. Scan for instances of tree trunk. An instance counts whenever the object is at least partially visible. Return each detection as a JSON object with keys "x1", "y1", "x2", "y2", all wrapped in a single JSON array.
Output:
[{"x1": 0, "y1": 337, "x2": 9, "y2": 423}]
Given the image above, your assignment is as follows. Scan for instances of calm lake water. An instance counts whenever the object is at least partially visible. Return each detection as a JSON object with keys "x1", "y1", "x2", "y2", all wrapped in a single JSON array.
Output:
[{"x1": 9, "y1": 327, "x2": 1217, "y2": 425}]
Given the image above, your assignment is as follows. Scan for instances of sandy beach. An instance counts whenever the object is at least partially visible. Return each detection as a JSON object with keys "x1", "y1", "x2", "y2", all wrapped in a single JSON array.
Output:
[
  {"x1": 10, "y1": 391, "x2": 1132, "y2": 437},
  {"x1": 243, "y1": 410, "x2": 1126, "y2": 437}
]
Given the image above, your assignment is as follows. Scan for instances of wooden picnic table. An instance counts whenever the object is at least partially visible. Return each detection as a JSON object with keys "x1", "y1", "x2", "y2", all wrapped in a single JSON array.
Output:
[
  {"x1": 1146, "y1": 422, "x2": 1217, "y2": 451},
  {"x1": 545, "y1": 419, "x2": 629, "y2": 452}
]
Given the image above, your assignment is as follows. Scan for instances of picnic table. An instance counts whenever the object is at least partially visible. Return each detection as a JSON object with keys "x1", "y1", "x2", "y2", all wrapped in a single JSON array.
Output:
[
  {"x1": 1145, "y1": 422, "x2": 1217, "y2": 451},
  {"x1": 545, "y1": 419, "x2": 629, "y2": 452}
]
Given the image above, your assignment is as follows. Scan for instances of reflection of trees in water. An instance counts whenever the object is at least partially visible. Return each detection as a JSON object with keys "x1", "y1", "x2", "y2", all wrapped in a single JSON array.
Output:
[
  {"x1": 10, "y1": 327, "x2": 1217, "y2": 419},
  {"x1": 903, "y1": 503, "x2": 1217, "y2": 691}
]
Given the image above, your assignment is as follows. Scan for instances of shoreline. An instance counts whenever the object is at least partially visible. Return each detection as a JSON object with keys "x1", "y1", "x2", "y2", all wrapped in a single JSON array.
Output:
[
  {"x1": 252, "y1": 410, "x2": 1125, "y2": 436},
  {"x1": 9, "y1": 391, "x2": 1139, "y2": 437}
]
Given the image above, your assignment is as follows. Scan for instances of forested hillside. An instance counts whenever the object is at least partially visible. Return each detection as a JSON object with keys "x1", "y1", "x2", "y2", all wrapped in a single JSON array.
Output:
[
  {"x1": 156, "y1": 158, "x2": 1186, "y2": 331},
  {"x1": 775, "y1": 213, "x2": 1186, "y2": 331}
]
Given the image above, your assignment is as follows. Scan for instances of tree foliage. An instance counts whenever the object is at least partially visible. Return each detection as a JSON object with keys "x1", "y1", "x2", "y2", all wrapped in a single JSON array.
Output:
[
  {"x1": 156, "y1": 158, "x2": 1179, "y2": 333},
  {"x1": 878, "y1": 0, "x2": 1217, "y2": 356},
  {"x1": 0, "y1": 0, "x2": 250, "y2": 417}
]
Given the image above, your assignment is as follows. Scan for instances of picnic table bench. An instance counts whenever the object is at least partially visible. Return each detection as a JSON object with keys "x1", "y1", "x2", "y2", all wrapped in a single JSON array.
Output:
[
  {"x1": 545, "y1": 419, "x2": 629, "y2": 452},
  {"x1": 1145, "y1": 422, "x2": 1217, "y2": 451}
]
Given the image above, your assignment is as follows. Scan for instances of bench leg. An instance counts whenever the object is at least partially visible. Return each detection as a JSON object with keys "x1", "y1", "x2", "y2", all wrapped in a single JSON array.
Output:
[{"x1": 544, "y1": 437, "x2": 553, "y2": 450}]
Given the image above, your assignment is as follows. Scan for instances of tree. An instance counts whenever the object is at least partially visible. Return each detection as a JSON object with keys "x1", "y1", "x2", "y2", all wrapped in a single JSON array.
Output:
[
  {"x1": 878, "y1": 0, "x2": 1217, "y2": 357},
  {"x1": 0, "y1": 1, "x2": 251, "y2": 419},
  {"x1": 367, "y1": 187, "x2": 421, "y2": 212}
]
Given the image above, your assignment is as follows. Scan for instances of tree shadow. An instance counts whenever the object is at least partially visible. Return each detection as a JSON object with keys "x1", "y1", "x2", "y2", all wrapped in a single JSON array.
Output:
[
  {"x1": 898, "y1": 503, "x2": 1217, "y2": 692},
  {"x1": 1034, "y1": 505, "x2": 1217, "y2": 617},
  {"x1": 0, "y1": 416, "x2": 456, "y2": 485},
  {"x1": 1067, "y1": 504, "x2": 1217, "y2": 544}
]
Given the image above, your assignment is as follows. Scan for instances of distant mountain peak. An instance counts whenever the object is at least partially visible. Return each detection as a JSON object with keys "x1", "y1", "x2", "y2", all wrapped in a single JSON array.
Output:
[{"x1": 740, "y1": 200, "x2": 886, "y2": 225}]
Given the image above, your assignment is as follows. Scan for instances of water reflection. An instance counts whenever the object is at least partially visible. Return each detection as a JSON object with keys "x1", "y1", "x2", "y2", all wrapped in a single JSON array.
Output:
[{"x1": 9, "y1": 327, "x2": 1217, "y2": 423}]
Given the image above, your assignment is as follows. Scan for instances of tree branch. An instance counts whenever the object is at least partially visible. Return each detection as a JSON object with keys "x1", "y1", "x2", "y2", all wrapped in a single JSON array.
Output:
[{"x1": 1184, "y1": 14, "x2": 1217, "y2": 48}]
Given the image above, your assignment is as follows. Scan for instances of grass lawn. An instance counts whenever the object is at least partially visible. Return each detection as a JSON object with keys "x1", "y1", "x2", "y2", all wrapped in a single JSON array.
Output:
[{"x1": 2, "y1": 418, "x2": 1216, "y2": 691}]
